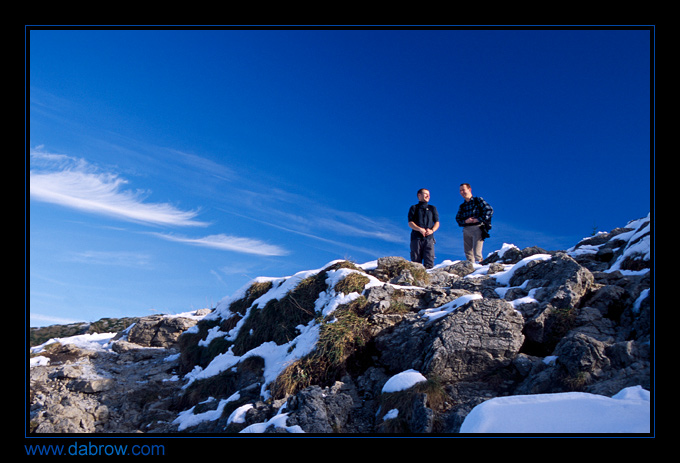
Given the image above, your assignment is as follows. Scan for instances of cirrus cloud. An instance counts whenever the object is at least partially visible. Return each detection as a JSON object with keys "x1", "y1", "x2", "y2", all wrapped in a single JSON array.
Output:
[
  {"x1": 29, "y1": 149, "x2": 208, "y2": 227},
  {"x1": 152, "y1": 233, "x2": 289, "y2": 256}
]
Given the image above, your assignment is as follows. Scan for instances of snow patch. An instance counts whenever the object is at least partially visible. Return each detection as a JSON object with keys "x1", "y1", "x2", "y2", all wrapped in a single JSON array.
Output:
[
  {"x1": 382, "y1": 369, "x2": 428, "y2": 393},
  {"x1": 420, "y1": 294, "x2": 483, "y2": 321},
  {"x1": 460, "y1": 386, "x2": 650, "y2": 433}
]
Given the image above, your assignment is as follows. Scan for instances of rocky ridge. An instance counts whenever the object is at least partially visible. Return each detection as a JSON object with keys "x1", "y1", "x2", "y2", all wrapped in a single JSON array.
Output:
[{"x1": 29, "y1": 214, "x2": 652, "y2": 434}]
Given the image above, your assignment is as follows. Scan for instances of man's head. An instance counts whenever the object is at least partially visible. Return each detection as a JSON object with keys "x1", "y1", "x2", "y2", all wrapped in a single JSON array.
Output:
[
  {"x1": 459, "y1": 183, "x2": 472, "y2": 201},
  {"x1": 417, "y1": 188, "x2": 430, "y2": 203}
]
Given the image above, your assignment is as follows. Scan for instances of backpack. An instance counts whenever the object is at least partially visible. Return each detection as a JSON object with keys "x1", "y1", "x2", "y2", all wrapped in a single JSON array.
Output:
[{"x1": 474, "y1": 197, "x2": 493, "y2": 240}]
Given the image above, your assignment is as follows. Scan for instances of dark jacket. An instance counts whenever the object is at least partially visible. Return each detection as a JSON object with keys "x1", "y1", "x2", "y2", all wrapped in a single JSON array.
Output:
[
  {"x1": 408, "y1": 201, "x2": 439, "y2": 240},
  {"x1": 456, "y1": 197, "x2": 493, "y2": 227}
]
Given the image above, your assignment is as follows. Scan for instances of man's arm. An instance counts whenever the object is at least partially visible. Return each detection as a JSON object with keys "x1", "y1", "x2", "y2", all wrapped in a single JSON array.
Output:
[
  {"x1": 408, "y1": 204, "x2": 425, "y2": 236},
  {"x1": 455, "y1": 207, "x2": 466, "y2": 227},
  {"x1": 409, "y1": 221, "x2": 427, "y2": 237}
]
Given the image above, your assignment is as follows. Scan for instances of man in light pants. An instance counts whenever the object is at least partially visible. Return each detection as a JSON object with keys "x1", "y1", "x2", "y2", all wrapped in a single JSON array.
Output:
[{"x1": 456, "y1": 183, "x2": 493, "y2": 263}]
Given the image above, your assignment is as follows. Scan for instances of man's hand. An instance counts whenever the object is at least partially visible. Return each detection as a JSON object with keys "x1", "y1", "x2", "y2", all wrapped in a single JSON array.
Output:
[
  {"x1": 465, "y1": 217, "x2": 479, "y2": 224},
  {"x1": 409, "y1": 221, "x2": 437, "y2": 237}
]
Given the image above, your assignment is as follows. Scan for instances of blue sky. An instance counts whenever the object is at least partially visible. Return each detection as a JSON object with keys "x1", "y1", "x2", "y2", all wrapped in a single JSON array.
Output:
[{"x1": 27, "y1": 27, "x2": 653, "y2": 327}]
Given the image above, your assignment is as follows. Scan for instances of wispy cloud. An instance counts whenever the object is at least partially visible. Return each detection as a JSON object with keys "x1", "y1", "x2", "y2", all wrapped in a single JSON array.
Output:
[
  {"x1": 30, "y1": 313, "x2": 86, "y2": 325},
  {"x1": 152, "y1": 233, "x2": 289, "y2": 256},
  {"x1": 166, "y1": 148, "x2": 236, "y2": 182},
  {"x1": 69, "y1": 251, "x2": 153, "y2": 268},
  {"x1": 214, "y1": 210, "x2": 396, "y2": 259},
  {"x1": 29, "y1": 149, "x2": 208, "y2": 227},
  {"x1": 228, "y1": 186, "x2": 406, "y2": 246},
  {"x1": 317, "y1": 213, "x2": 404, "y2": 244}
]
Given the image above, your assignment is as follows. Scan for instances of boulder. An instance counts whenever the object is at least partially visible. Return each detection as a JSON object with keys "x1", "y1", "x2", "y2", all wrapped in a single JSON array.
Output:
[
  {"x1": 285, "y1": 383, "x2": 356, "y2": 433},
  {"x1": 369, "y1": 256, "x2": 430, "y2": 287},
  {"x1": 127, "y1": 315, "x2": 199, "y2": 348},
  {"x1": 507, "y1": 253, "x2": 594, "y2": 310},
  {"x1": 423, "y1": 298, "x2": 525, "y2": 382},
  {"x1": 485, "y1": 245, "x2": 551, "y2": 265},
  {"x1": 376, "y1": 298, "x2": 525, "y2": 383}
]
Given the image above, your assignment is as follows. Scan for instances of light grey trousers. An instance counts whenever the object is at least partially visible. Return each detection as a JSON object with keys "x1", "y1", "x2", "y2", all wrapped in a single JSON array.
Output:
[{"x1": 463, "y1": 224, "x2": 484, "y2": 263}]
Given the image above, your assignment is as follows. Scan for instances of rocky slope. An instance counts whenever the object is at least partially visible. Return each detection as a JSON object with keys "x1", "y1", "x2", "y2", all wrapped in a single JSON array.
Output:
[{"x1": 28, "y1": 214, "x2": 652, "y2": 434}]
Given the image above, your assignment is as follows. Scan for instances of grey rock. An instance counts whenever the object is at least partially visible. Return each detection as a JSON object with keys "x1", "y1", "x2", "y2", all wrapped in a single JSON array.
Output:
[
  {"x1": 127, "y1": 315, "x2": 198, "y2": 348},
  {"x1": 376, "y1": 298, "x2": 524, "y2": 383}
]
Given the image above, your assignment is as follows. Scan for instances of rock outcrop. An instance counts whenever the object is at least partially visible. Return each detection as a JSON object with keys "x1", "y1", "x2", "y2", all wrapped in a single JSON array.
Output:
[
  {"x1": 29, "y1": 214, "x2": 652, "y2": 434},
  {"x1": 29, "y1": 312, "x2": 209, "y2": 434}
]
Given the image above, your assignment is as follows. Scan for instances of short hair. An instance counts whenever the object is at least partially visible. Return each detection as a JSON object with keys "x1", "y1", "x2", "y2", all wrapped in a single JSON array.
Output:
[
  {"x1": 460, "y1": 183, "x2": 471, "y2": 189},
  {"x1": 417, "y1": 188, "x2": 429, "y2": 195}
]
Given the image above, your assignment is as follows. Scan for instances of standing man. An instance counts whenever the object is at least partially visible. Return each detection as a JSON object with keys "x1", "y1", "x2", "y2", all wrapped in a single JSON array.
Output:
[
  {"x1": 408, "y1": 188, "x2": 440, "y2": 269},
  {"x1": 456, "y1": 183, "x2": 493, "y2": 263}
]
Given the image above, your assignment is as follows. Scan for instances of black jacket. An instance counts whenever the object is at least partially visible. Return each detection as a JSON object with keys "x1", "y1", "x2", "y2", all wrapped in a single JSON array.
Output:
[{"x1": 408, "y1": 202, "x2": 439, "y2": 240}]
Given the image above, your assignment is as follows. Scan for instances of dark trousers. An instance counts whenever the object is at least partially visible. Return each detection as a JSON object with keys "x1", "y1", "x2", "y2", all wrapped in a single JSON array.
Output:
[{"x1": 410, "y1": 236, "x2": 435, "y2": 269}]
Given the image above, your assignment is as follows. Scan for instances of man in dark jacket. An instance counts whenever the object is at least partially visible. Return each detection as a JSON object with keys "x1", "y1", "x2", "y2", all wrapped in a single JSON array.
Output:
[
  {"x1": 456, "y1": 183, "x2": 493, "y2": 263},
  {"x1": 408, "y1": 188, "x2": 439, "y2": 269}
]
